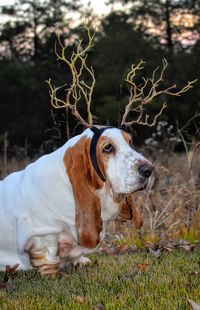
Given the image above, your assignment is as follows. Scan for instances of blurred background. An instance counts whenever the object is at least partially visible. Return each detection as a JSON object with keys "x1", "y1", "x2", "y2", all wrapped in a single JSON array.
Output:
[
  {"x1": 0, "y1": 0, "x2": 200, "y2": 240},
  {"x1": 0, "y1": 0, "x2": 200, "y2": 152}
]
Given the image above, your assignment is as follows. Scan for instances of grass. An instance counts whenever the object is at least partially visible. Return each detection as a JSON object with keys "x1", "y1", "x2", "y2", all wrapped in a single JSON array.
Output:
[{"x1": 0, "y1": 248, "x2": 200, "y2": 309}]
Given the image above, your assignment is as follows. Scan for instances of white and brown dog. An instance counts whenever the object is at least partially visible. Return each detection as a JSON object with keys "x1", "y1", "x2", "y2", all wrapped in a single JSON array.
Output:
[{"x1": 0, "y1": 126, "x2": 153, "y2": 275}]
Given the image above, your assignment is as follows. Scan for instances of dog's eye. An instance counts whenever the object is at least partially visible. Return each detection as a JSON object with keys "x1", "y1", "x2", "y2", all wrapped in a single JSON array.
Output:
[{"x1": 103, "y1": 144, "x2": 114, "y2": 153}]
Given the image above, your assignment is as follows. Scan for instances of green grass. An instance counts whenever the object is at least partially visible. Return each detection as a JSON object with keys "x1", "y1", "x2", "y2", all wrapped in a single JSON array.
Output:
[{"x1": 0, "y1": 249, "x2": 200, "y2": 309}]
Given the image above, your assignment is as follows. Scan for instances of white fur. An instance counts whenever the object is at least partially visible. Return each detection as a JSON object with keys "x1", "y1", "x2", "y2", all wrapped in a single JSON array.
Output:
[{"x1": 0, "y1": 128, "x2": 150, "y2": 271}]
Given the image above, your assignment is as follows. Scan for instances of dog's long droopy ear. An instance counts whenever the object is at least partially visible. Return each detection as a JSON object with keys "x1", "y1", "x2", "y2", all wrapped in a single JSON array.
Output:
[
  {"x1": 64, "y1": 137, "x2": 103, "y2": 249},
  {"x1": 119, "y1": 195, "x2": 143, "y2": 229}
]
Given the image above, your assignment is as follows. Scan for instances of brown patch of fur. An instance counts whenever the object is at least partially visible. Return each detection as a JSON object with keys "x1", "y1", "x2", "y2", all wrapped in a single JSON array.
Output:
[
  {"x1": 121, "y1": 131, "x2": 132, "y2": 145},
  {"x1": 95, "y1": 136, "x2": 111, "y2": 177},
  {"x1": 64, "y1": 136, "x2": 104, "y2": 249},
  {"x1": 119, "y1": 194, "x2": 143, "y2": 229},
  {"x1": 119, "y1": 198, "x2": 133, "y2": 220},
  {"x1": 58, "y1": 241, "x2": 73, "y2": 258}
]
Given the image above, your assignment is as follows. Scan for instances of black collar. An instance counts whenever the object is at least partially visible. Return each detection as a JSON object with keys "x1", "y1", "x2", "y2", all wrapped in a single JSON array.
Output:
[
  {"x1": 89, "y1": 125, "x2": 128, "y2": 182},
  {"x1": 126, "y1": 196, "x2": 133, "y2": 220}
]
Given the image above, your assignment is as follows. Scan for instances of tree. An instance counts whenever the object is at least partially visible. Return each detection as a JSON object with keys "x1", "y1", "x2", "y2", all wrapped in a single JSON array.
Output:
[
  {"x1": 108, "y1": 0, "x2": 199, "y2": 52},
  {"x1": 0, "y1": 0, "x2": 80, "y2": 61}
]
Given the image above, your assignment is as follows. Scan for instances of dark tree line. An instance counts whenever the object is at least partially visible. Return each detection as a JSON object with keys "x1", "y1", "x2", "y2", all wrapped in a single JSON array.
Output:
[{"x1": 0, "y1": 0, "x2": 200, "y2": 154}]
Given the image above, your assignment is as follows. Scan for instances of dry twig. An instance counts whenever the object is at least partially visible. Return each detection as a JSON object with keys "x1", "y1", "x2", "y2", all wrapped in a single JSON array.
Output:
[
  {"x1": 0, "y1": 264, "x2": 19, "y2": 292},
  {"x1": 121, "y1": 59, "x2": 197, "y2": 127},
  {"x1": 46, "y1": 23, "x2": 95, "y2": 127}
]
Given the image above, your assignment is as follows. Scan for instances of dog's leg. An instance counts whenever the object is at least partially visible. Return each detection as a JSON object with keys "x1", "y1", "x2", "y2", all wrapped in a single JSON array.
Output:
[
  {"x1": 25, "y1": 234, "x2": 60, "y2": 276},
  {"x1": 58, "y1": 238, "x2": 92, "y2": 269},
  {"x1": 73, "y1": 255, "x2": 91, "y2": 267}
]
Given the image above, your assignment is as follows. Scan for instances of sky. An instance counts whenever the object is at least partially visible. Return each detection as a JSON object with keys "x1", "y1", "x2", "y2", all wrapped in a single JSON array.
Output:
[{"x1": 0, "y1": 0, "x2": 110, "y2": 15}]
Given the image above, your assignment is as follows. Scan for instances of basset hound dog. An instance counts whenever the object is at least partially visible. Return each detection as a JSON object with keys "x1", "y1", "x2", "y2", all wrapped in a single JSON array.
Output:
[{"x1": 0, "y1": 126, "x2": 153, "y2": 275}]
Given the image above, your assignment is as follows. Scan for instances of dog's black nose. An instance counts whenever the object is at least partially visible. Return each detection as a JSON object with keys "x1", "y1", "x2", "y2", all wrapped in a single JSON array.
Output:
[{"x1": 138, "y1": 164, "x2": 154, "y2": 178}]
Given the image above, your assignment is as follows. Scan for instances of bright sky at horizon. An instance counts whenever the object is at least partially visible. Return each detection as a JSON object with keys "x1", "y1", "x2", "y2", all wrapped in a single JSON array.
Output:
[{"x1": 0, "y1": 0, "x2": 109, "y2": 15}]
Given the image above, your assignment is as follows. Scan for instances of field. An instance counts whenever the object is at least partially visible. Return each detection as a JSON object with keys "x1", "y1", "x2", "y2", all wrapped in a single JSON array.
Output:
[{"x1": 0, "y1": 248, "x2": 200, "y2": 309}]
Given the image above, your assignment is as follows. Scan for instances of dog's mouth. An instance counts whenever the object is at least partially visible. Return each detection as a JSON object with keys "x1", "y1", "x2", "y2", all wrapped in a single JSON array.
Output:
[
  {"x1": 125, "y1": 177, "x2": 149, "y2": 195},
  {"x1": 136, "y1": 174, "x2": 152, "y2": 193},
  {"x1": 110, "y1": 181, "x2": 148, "y2": 201},
  {"x1": 136, "y1": 178, "x2": 148, "y2": 191},
  {"x1": 109, "y1": 174, "x2": 150, "y2": 201}
]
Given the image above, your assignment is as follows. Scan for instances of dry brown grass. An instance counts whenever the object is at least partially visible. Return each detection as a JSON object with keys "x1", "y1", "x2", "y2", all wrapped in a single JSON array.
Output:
[
  {"x1": 143, "y1": 151, "x2": 200, "y2": 237},
  {"x1": 0, "y1": 156, "x2": 31, "y2": 180}
]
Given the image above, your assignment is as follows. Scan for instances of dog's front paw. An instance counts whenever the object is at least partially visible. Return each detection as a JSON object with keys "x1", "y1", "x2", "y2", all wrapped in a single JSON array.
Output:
[
  {"x1": 73, "y1": 256, "x2": 91, "y2": 267},
  {"x1": 29, "y1": 249, "x2": 60, "y2": 277},
  {"x1": 30, "y1": 249, "x2": 60, "y2": 266},
  {"x1": 25, "y1": 234, "x2": 60, "y2": 277},
  {"x1": 36, "y1": 262, "x2": 61, "y2": 277}
]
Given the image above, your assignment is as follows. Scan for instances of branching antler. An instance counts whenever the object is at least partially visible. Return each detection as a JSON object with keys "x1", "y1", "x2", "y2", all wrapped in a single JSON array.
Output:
[
  {"x1": 46, "y1": 23, "x2": 96, "y2": 128},
  {"x1": 121, "y1": 59, "x2": 197, "y2": 127}
]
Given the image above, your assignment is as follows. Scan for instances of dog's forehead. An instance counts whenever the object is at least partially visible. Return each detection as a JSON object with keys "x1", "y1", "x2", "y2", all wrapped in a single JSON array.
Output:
[{"x1": 101, "y1": 128, "x2": 130, "y2": 144}]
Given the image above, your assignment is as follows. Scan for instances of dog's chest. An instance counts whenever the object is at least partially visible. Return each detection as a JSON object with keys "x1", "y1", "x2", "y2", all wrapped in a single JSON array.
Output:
[{"x1": 98, "y1": 186, "x2": 120, "y2": 221}]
